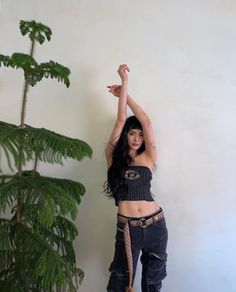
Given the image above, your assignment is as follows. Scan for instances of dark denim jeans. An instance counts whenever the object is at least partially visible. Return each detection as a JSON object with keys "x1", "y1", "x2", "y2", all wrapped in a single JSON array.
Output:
[{"x1": 107, "y1": 215, "x2": 168, "y2": 292}]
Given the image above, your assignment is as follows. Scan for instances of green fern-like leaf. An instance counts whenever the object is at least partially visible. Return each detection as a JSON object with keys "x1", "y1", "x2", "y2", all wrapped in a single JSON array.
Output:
[
  {"x1": 38, "y1": 224, "x2": 76, "y2": 258},
  {"x1": 0, "y1": 278, "x2": 25, "y2": 292},
  {"x1": 0, "y1": 54, "x2": 11, "y2": 67},
  {"x1": 0, "y1": 221, "x2": 81, "y2": 291},
  {"x1": 0, "y1": 219, "x2": 14, "y2": 269},
  {"x1": 11, "y1": 53, "x2": 43, "y2": 86},
  {"x1": 20, "y1": 20, "x2": 52, "y2": 44},
  {"x1": 0, "y1": 121, "x2": 93, "y2": 170},
  {"x1": 10, "y1": 53, "x2": 38, "y2": 69},
  {"x1": 0, "y1": 53, "x2": 44, "y2": 86},
  {"x1": 0, "y1": 174, "x2": 85, "y2": 224},
  {"x1": 25, "y1": 124, "x2": 93, "y2": 164},
  {"x1": 17, "y1": 223, "x2": 76, "y2": 290},
  {"x1": 0, "y1": 53, "x2": 70, "y2": 87},
  {"x1": 50, "y1": 215, "x2": 78, "y2": 242},
  {"x1": 30, "y1": 224, "x2": 80, "y2": 290},
  {"x1": 0, "y1": 121, "x2": 33, "y2": 170},
  {"x1": 39, "y1": 61, "x2": 71, "y2": 87}
]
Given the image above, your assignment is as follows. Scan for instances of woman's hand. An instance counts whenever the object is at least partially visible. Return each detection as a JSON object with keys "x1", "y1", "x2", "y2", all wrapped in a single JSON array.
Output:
[
  {"x1": 117, "y1": 64, "x2": 130, "y2": 82},
  {"x1": 107, "y1": 84, "x2": 121, "y2": 97}
]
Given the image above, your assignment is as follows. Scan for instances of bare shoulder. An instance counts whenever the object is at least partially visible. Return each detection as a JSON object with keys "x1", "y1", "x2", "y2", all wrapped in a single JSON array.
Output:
[{"x1": 132, "y1": 152, "x2": 156, "y2": 170}]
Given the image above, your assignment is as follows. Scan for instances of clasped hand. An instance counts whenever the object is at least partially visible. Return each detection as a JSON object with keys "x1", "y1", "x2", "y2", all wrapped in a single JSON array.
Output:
[{"x1": 107, "y1": 64, "x2": 130, "y2": 97}]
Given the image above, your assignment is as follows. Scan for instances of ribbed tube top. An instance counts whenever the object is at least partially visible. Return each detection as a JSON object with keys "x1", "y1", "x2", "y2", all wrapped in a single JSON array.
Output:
[{"x1": 114, "y1": 165, "x2": 154, "y2": 206}]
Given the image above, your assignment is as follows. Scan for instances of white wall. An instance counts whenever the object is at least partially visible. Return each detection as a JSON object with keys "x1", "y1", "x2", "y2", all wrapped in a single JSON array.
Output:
[{"x1": 0, "y1": 0, "x2": 236, "y2": 291}]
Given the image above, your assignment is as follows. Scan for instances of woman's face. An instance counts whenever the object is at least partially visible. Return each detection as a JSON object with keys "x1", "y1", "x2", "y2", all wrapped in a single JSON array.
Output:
[{"x1": 127, "y1": 128, "x2": 144, "y2": 151}]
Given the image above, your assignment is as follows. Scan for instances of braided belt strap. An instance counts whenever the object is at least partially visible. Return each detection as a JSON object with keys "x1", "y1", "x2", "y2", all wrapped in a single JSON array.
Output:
[{"x1": 123, "y1": 222, "x2": 133, "y2": 292}]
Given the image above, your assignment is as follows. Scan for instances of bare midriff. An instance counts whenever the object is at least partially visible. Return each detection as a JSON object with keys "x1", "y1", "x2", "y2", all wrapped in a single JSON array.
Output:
[{"x1": 118, "y1": 200, "x2": 160, "y2": 217}]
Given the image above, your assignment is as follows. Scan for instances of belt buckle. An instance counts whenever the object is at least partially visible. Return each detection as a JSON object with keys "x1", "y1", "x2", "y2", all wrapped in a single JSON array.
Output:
[{"x1": 140, "y1": 218, "x2": 148, "y2": 228}]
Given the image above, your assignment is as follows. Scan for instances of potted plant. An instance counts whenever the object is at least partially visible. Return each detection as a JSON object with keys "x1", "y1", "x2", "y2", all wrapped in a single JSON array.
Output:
[{"x1": 0, "y1": 20, "x2": 92, "y2": 291}]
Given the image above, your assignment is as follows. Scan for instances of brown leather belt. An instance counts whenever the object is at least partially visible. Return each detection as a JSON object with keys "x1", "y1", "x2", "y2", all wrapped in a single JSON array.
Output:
[{"x1": 117, "y1": 208, "x2": 164, "y2": 228}]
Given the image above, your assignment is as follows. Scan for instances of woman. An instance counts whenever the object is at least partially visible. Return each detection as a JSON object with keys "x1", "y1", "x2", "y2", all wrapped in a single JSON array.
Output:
[{"x1": 104, "y1": 64, "x2": 168, "y2": 292}]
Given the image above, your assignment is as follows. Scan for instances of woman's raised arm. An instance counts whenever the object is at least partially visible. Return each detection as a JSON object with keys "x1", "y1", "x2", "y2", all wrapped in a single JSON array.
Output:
[
  {"x1": 127, "y1": 94, "x2": 157, "y2": 163},
  {"x1": 105, "y1": 64, "x2": 130, "y2": 166},
  {"x1": 107, "y1": 82, "x2": 157, "y2": 164}
]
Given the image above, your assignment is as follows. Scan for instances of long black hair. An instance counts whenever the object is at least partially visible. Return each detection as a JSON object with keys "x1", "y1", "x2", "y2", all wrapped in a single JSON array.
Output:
[{"x1": 104, "y1": 115, "x2": 145, "y2": 200}]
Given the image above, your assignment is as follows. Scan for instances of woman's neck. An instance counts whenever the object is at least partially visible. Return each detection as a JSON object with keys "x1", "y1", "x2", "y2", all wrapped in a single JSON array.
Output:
[{"x1": 129, "y1": 149, "x2": 137, "y2": 159}]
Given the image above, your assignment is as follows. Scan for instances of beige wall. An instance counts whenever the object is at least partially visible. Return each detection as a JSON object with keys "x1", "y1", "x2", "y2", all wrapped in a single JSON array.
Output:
[{"x1": 0, "y1": 0, "x2": 235, "y2": 291}]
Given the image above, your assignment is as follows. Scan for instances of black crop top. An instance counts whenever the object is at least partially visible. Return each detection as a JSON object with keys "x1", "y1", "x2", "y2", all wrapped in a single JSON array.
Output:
[{"x1": 114, "y1": 165, "x2": 154, "y2": 206}]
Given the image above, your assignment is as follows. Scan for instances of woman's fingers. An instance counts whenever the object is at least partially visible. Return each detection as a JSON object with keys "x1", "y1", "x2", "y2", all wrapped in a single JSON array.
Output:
[
  {"x1": 106, "y1": 84, "x2": 121, "y2": 96},
  {"x1": 118, "y1": 64, "x2": 130, "y2": 70},
  {"x1": 107, "y1": 85, "x2": 115, "y2": 94},
  {"x1": 118, "y1": 64, "x2": 130, "y2": 73},
  {"x1": 117, "y1": 64, "x2": 130, "y2": 81},
  {"x1": 107, "y1": 85, "x2": 120, "y2": 89},
  {"x1": 125, "y1": 65, "x2": 130, "y2": 72}
]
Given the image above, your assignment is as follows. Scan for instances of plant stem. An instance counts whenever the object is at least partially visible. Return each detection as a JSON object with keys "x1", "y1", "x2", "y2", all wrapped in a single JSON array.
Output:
[
  {"x1": 17, "y1": 36, "x2": 36, "y2": 224},
  {"x1": 33, "y1": 154, "x2": 38, "y2": 171},
  {"x1": 20, "y1": 38, "x2": 35, "y2": 128},
  {"x1": 20, "y1": 80, "x2": 29, "y2": 129}
]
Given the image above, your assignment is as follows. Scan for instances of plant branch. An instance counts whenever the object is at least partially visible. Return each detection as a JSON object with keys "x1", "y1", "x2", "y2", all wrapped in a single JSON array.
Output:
[
  {"x1": 17, "y1": 36, "x2": 35, "y2": 225},
  {"x1": 20, "y1": 38, "x2": 35, "y2": 128},
  {"x1": 33, "y1": 154, "x2": 38, "y2": 171}
]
